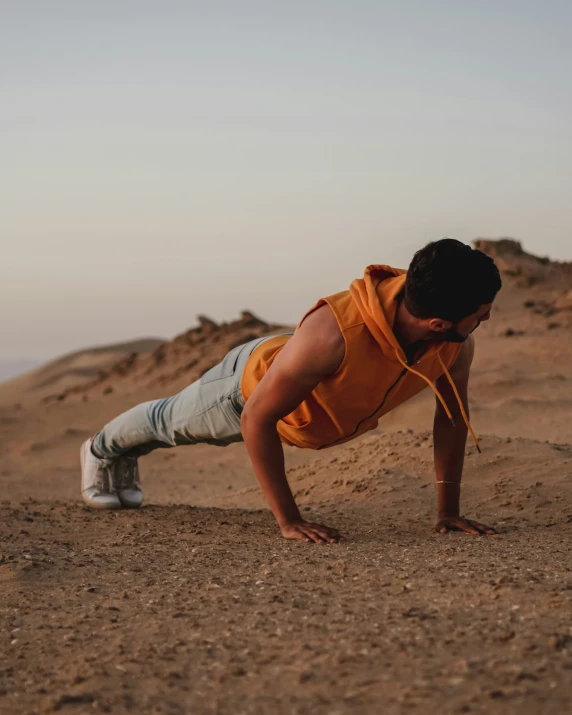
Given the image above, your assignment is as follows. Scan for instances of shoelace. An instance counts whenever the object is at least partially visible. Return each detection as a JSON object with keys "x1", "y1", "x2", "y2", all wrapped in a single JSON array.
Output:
[
  {"x1": 115, "y1": 457, "x2": 139, "y2": 490},
  {"x1": 93, "y1": 461, "x2": 115, "y2": 492}
]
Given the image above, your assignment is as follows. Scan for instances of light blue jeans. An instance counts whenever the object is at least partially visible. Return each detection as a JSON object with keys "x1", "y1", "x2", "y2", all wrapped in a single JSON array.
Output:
[{"x1": 92, "y1": 336, "x2": 281, "y2": 460}]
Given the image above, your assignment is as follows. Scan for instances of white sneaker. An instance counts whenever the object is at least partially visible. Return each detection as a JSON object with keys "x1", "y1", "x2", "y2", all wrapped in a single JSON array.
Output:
[
  {"x1": 80, "y1": 438, "x2": 122, "y2": 509},
  {"x1": 114, "y1": 455, "x2": 143, "y2": 509}
]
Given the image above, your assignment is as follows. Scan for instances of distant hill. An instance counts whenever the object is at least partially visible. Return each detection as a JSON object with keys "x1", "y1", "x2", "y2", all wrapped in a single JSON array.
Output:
[
  {"x1": 41, "y1": 311, "x2": 291, "y2": 404},
  {"x1": 0, "y1": 359, "x2": 43, "y2": 383},
  {"x1": 0, "y1": 337, "x2": 165, "y2": 405}
]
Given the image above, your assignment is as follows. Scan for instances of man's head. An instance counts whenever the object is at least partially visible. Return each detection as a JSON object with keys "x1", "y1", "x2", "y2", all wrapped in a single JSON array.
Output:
[{"x1": 404, "y1": 238, "x2": 502, "y2": 343}]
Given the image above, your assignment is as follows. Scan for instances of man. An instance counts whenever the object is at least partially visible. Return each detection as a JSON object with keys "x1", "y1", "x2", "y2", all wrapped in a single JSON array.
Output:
[{"x1": 81, "y1": 239, "x2": 502, "y2": 543}]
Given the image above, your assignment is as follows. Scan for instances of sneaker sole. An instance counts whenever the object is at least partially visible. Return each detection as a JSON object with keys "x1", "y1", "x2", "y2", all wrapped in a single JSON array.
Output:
[{"x1": 81, "y1": 493, "x2": 123, "y2": 510}]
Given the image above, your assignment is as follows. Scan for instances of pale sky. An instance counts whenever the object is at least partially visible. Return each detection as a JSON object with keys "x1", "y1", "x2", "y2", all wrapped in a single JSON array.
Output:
[{"x1": 2, "y1": 0, "x2": 571, "y2": 365}]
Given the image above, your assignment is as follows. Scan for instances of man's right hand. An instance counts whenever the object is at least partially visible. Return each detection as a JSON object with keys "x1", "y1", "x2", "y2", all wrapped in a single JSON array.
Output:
[{"x1": 280, "y1": 520, "x2": 341, "y2": 543}]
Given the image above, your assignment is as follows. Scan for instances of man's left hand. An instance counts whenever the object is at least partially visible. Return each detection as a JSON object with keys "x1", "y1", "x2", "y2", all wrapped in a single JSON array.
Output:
[{"x1": 435, "y1": 516, "x2": 497, "y2": 535}]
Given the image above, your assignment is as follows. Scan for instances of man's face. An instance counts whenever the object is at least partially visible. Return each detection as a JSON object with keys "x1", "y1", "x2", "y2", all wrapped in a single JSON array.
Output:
[{"x1": 429, "y1": 303, "x2": 493, "y2": 343}]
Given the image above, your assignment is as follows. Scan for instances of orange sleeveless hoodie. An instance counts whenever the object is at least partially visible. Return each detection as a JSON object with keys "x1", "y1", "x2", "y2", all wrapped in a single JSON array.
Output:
[{"x1": 241, "y1": 265, "x2": 478, "y2": 451}]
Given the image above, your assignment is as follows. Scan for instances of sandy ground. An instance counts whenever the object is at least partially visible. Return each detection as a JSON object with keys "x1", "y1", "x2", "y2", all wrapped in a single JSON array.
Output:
[
  {"x1": 1, "y1": 246, "x2": 572, "y2": 714},
  {"x1": 1, "y1": 427, "x2": 571, "y2": 715}
]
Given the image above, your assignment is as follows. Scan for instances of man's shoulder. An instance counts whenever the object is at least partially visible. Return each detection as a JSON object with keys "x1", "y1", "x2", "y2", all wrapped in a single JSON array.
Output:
[{"x1": 300, "y1": 302, "x2": 345, "y2": 347}]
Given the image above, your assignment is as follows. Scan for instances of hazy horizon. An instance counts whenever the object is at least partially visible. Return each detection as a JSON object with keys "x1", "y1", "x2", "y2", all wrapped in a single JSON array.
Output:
[{"x1": 3, "y1": 1, "x2": 571, "y2": 367}]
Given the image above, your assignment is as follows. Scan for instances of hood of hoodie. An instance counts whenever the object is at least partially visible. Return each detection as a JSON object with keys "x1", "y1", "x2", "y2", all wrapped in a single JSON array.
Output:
[
  {"x1": 349, "y1": 264, "x2": 449, "y2": 364},
  {"x1": 349, "y1": 265, "x2": 408, "y2": 361}
]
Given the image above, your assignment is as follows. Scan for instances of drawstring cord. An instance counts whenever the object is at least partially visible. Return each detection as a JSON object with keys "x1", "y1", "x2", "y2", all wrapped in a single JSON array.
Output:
[
  {"x1": 393, "y1": 350, "x2": 481, "y2": 453},
  {"x1": 437, "y1": 354, "x2": 481, "y2": 453}
]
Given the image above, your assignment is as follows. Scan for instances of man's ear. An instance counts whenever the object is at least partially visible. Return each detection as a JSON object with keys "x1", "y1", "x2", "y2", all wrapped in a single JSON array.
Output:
[{"x1": 428, "y1": 318, "x2": 452, "y2": 333}]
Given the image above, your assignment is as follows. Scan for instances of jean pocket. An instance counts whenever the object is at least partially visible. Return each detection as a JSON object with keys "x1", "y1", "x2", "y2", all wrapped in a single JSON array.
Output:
[{"x1": 199, "y1": 344, "x2": 244, "y2": 384}]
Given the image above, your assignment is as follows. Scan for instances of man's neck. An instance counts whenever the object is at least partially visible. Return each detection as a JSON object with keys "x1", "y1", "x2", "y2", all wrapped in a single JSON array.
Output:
[{"x1": 393, "y1": 296, "x2": 429, "y2": 349}]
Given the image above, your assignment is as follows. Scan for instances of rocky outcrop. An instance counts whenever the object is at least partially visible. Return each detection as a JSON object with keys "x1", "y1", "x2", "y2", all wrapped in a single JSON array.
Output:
[
  {"x1": 45, "y1": 312, "x2": 290, "y2": 402},
  {"x1": 474, "y1": 238, "x2": 572, "y2": 289}
]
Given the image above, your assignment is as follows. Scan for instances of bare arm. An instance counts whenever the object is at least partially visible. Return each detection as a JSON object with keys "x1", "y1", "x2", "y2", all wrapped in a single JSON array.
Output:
[
  {"x1": 433, "y1": 335, "x2": 496, "y2": 535},
  {"x1": 241, "y1": 304, "x2": 345, "y2": 543}
]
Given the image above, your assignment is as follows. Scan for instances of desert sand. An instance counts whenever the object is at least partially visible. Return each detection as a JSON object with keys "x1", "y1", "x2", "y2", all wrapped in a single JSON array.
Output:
[{"x1": 1, "y1": 240, "x2": 571, "y2": 714}]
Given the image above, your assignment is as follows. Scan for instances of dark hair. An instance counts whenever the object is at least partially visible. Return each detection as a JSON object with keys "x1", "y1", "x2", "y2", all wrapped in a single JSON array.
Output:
[{"x1": 404, "y1": 238, "x2": 502, "y2": 322}]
